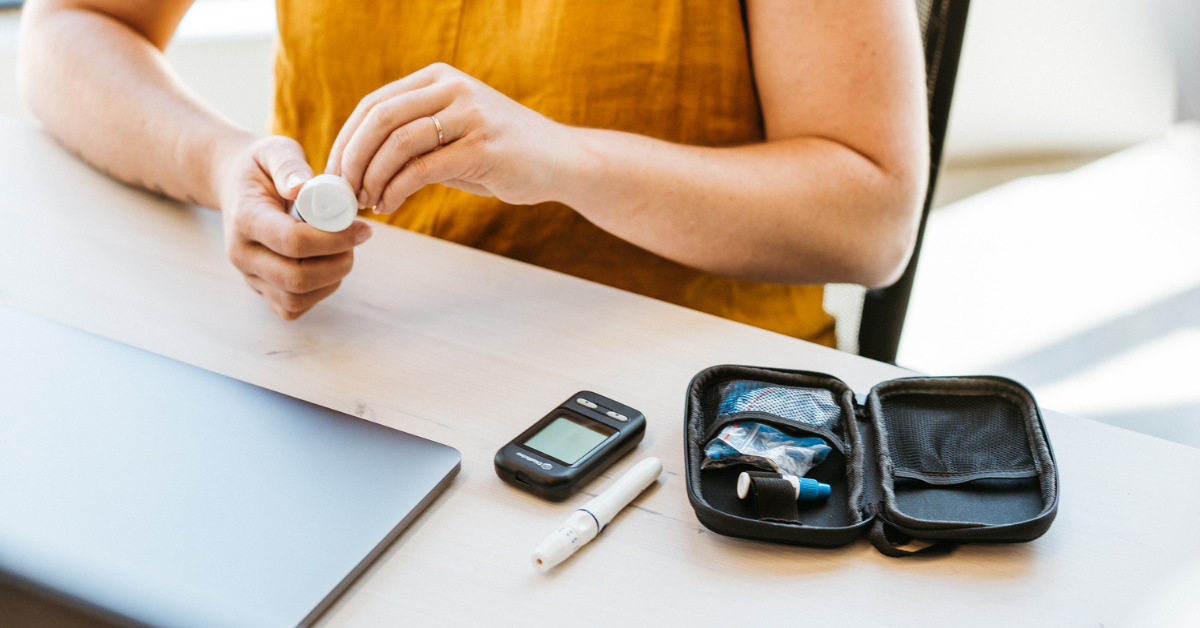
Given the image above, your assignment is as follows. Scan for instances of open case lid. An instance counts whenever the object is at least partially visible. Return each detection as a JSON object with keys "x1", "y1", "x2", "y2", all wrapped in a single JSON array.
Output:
[
  {"x1": 683, "y1": 365, "x2": 1059, "y2": 556},
  {"x1": 863, "y1": 375, "x2": 1059, "y2": 555}
]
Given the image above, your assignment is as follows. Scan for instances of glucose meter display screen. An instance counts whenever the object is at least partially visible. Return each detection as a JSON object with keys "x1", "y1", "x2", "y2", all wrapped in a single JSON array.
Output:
[{"x1": 523, "y1": 416, "x2": 614, "y2": 465}]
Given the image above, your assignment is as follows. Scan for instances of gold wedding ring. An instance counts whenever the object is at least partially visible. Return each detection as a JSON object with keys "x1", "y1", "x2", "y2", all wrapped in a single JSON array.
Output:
[{"x1": 430, "y1": 115, "x2": 444, "y2": 150}]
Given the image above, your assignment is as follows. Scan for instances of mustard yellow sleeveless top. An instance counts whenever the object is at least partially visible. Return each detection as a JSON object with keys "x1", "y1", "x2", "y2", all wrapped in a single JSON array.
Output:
[{"x1": 273, "y1": 0, "x2": 836, "y2": 346}]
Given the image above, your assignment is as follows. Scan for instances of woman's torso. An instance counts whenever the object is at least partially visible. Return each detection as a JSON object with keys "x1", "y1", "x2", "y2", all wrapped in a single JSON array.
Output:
[{"x1": 273, "y1": 0, "x2": 836, "y2": 345}]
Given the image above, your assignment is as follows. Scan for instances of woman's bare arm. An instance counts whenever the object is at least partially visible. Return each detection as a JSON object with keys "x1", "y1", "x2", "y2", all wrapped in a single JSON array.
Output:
[
  {"x1": 19, "y1": 0, "x2": 249, "y2": 206},
  {"x1": 331, "y1": 0, "x2": 928, "y2": 288},
  {"x1": 20, "y1": 0, "x2": 373, "y2": 320}
]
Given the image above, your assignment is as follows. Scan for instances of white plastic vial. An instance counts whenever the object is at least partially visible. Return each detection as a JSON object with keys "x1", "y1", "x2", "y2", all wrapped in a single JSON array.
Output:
[{"x1": 290, "y1": 174, "x2": 358, "y2": 232}]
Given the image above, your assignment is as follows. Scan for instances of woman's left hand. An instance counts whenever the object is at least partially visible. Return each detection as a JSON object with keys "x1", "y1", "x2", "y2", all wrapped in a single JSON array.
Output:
[{"x1": 326, "y1": 63, "x2": 574, "y2": 214}]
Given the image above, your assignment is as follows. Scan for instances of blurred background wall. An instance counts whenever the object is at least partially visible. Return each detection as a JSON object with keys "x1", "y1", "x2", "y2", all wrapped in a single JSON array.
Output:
[{"x1": 935, "y1": 0, "x2": 1178, "y2": 204}]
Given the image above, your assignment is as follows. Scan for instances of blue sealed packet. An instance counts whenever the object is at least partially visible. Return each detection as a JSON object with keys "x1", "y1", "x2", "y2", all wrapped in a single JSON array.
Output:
[{"x1": 702, "y1": 422, "x2": 831, "y2": 477}]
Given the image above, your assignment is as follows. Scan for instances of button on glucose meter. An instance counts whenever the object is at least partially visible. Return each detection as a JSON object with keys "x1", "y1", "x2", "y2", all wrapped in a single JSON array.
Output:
[
  {"x1": 290, "y1": 174, "x2": 358, "y2": 232},
  {"x1": 606, "y1": 411, "x2": 628, "y2": 422},
  {"x1": 575, "y1": 398, "x2": 598, "y2": 409}
]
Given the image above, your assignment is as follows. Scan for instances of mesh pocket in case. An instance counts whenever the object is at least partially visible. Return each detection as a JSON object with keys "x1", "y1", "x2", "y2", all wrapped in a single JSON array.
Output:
[
  {"x1": 868, "y1": 377, "x2": 1058, "y2": 541},
  {"x1": 683, "y1": 367, "x2": 1059, "y2": 556},
  {"x1": 881, "y1": 391, "x2": 1038, "y2": 483},
  {"x1": 713, "y1": 380, "x2": 847, "y2": 451}
]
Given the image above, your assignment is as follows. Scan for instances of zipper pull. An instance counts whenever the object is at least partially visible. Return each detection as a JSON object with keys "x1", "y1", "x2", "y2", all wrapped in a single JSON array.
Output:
[{"x1": 852, "y1": 393, "x2": 870, "y2": 421}]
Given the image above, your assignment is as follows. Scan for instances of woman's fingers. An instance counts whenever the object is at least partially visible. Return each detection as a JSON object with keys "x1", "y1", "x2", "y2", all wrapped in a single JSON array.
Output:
[
  {"x1": 234, "y1": 197, "x2": 371, "y2": 259},
  {"x1": 338, "y1": 82, "x2": 459, "y2": 199},
  {"x1": 326, "y1": 62, "x2": 560, "y2": 212},
  {"x1": 254, "y1": 136, "x2": 313, "y2": 201},
  {"x1": 377, "y1": 141, "x2": 473, "y2": 214},
  {"x1": 232, "y1": 241, "x2": 355, "y2": 295},
  {"x1": 326, "y1": 63, "x2": 454, "y2": 176},
  {"x1": 326, "y1": 66, "x2": 440, "y2": 175},
  {"x1": 357, "y1": 114, "x2": 449, "y2": 209},
  {"x1": 244, "y1": 275, "x2": 343, "y2": 320}
]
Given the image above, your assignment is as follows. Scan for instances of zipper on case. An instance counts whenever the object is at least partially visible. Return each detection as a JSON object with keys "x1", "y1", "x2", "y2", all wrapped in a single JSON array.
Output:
[{"x1": 853, "y1": 392, "x2": 870, "y2": 419}]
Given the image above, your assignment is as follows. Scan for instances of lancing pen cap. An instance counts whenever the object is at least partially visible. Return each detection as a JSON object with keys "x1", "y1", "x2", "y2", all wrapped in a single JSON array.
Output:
[{"x1": 289, "y1": 174, "x2": 358, "y2": 232}]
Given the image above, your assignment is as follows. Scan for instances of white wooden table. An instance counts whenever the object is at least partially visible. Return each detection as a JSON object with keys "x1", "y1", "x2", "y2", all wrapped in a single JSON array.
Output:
[{"x1": 1, "y1": 117, "x2": 1197, "y2": 627}]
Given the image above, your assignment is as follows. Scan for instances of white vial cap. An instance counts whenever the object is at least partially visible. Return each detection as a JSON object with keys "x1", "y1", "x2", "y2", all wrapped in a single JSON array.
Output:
[
  {"x1": 737, "y1": 471, "x2": 751, "y2": 499},
  {"x1": 292, "y1": 174, "x2": 358, "y2": 232}
]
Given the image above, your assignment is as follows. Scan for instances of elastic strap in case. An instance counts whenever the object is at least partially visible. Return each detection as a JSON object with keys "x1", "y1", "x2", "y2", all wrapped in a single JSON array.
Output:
[
  {"x1": 867, "y1": 519, "x2": 957, "y2": 557},
  {"x1": 745, "y1": 472, "x2": 800, "y2": 523}
]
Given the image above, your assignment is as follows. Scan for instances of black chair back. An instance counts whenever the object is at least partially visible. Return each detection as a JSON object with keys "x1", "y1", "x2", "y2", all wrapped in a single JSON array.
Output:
[{"x1": 856, "y1": 0, "x2": 972, "y2": 363}]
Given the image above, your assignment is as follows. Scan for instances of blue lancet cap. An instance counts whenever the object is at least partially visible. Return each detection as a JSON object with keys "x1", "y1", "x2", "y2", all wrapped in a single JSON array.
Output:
[{"x1": 798, "y1": 477, "x2": 832, "y2": 501}]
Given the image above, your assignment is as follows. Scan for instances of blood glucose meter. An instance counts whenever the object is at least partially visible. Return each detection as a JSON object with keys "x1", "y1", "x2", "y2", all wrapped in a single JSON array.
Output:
[{"x1": 494, "y1": 391, "x2": 646, "y2": 501}]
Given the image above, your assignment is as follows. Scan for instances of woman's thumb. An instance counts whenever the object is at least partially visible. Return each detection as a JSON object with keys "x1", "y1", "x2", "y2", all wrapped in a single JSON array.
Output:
[{"x1": 258, "y1": 137, "x2": 314, "y2": 201}]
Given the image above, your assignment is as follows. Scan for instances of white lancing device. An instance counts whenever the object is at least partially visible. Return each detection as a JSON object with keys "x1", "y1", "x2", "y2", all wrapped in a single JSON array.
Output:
[
  {"x1": 289, "y1": 174, "x2": 359, "y2": 232},
  {"x1": 531, "y1": 456, "x2": 662, "y2": 573}
]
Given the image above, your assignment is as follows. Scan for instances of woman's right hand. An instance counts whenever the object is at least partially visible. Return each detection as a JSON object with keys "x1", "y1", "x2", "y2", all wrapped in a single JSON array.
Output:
[{"x1": 213, "y1": 135, "x2": 374, "y2": 320}]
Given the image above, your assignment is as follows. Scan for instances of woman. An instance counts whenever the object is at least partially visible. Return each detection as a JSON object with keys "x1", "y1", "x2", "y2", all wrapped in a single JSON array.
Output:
[{"x1": 20, "y1": 0, "x2": 928, "y2": 346}]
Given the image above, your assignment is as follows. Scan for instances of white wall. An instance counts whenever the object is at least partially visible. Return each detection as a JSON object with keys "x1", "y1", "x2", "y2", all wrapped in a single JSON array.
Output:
[
  {"x1": 943, "y1": 0, "x2": 1177, "y2": 161},
  {"x1": 165, "y1": 0, "x2": 276, "y2": 135},
  {"x1": 0, "y1": 10, "x2": 25, "y2": 123}
]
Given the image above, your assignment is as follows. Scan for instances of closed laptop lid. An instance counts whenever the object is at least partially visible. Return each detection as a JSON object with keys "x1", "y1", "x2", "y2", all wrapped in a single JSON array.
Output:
[{"x1": 0, "y1": 306, "x2": 460, "y2": 628}]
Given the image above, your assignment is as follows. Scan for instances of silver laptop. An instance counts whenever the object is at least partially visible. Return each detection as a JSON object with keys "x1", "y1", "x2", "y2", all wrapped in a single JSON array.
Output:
[{"x1": 0, "y1": 305, "x2": 460, "y2": 627}]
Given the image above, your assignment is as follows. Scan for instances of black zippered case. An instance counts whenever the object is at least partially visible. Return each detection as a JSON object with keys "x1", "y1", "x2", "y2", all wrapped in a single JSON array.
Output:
[{"x1": 683, "y1": 365, "x2": 1059, "y2": 556}]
